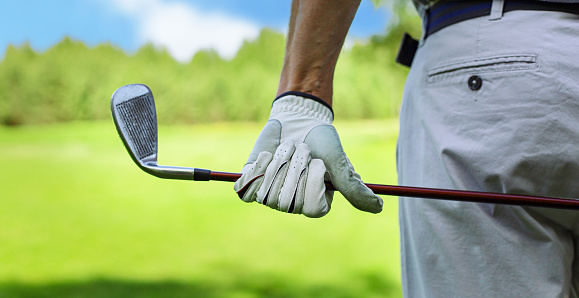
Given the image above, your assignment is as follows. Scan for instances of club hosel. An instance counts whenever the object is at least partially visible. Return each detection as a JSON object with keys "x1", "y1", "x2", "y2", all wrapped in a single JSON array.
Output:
[{"x1": 141, "y1": 163, "x2": 210, "y2": 181}]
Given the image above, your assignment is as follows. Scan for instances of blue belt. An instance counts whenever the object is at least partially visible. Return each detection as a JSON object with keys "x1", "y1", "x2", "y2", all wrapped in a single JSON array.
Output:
[
  {"x1": 426, "y1": 0, "x2": 579, "y2": 36},
  {"x1": 396, "y1": 0, "x2": 579, "y2": 67}
]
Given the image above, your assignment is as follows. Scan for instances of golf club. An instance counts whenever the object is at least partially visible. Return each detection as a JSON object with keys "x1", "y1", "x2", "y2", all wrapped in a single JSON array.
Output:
[{"x1": 111, "y1": 84, "x2": 579, "y2": 210}]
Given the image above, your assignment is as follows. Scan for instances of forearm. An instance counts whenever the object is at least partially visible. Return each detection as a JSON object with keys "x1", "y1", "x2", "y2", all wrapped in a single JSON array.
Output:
[{"x1": 276, "y1": 0, "x2": 361, "y2": 106}]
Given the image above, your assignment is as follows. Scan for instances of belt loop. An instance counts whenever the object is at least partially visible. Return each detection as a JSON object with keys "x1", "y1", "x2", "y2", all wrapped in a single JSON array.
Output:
[
  {"x1": 396, "y1": 33, "x2": 419, "y2": 68},
  {"x1": 489, "y1": 0, "x2": 505, "y2": 21},
  {"x1": 422, "y1": 6, "x2": 430, "y2": 40}
]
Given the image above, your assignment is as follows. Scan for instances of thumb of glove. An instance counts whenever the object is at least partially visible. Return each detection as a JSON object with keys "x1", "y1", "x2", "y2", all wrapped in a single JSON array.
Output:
[{"x1": 305, "y1": 124, "x2": 383, "y2": 213}]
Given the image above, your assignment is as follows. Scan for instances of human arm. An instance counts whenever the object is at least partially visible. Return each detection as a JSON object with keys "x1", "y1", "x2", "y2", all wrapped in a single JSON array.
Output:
[{"x1": 277, "y1": 0, "x2": 362, "y2": 105}]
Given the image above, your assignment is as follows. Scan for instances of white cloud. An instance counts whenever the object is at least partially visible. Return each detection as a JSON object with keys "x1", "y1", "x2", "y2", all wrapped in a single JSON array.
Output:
[{"x1": 108, "y1": 0, "x2": 261, "y2": 62}]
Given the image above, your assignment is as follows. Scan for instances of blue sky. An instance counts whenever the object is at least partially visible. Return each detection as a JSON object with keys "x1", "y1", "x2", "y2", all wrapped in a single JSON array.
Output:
[{"x1": 0, "y1": 0, "x2": 390, "y2": 62}]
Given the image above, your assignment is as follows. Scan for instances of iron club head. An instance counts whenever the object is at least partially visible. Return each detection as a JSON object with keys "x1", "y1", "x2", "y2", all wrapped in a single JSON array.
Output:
[
  {"x1": 111, "y1": 84, "x2": 157, "y2": 168},
  {"x1": 111, "y1": 84, "x2": 210, "y2": 180}
]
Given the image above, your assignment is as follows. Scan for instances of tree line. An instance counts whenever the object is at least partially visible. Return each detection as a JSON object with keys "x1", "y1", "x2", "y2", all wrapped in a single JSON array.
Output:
[{"x1": 0, "y1": 15, "x2": 420, "y2": 126}]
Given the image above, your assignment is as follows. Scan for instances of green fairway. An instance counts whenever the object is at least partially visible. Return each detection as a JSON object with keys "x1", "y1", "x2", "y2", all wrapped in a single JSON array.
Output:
[{"x1": 0, "y1": 120, "x2": 401, "y2": 297}]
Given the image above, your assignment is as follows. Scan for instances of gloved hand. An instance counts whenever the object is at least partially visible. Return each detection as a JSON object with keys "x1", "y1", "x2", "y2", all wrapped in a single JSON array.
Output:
[{"x1": 234, "y1": 92, "x2": 383, "y2": 217}]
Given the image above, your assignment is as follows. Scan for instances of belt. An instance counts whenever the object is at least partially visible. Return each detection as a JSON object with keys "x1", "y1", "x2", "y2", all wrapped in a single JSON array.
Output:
[
  {"x1": 426, "y1": 0, "x2": 579, "y2": 37},
  {"x1": 396, "y1": 0, "x2": 579, "y2": 67}
]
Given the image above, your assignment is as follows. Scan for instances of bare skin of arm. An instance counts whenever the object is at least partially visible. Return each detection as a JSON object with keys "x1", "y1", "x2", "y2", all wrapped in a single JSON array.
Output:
[{"x1": 276, "y1": 0, "x2": 361, "y2": 106}]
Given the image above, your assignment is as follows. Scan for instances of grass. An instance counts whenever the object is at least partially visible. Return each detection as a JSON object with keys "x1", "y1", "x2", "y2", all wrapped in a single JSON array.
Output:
[{"x1": 0, "y1": 120, "x2": 401, "y2": 297}]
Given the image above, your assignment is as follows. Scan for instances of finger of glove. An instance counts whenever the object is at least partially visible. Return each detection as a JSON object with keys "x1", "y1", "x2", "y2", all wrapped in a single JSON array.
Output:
[
  {"x1": 256, "y1": 141, "x2": 295, "y2": 208},
  {"x1": 305, "y1": 125, "x2": 383, "y2": 213},
  {"x1": 245, "y1": 120, "x2": 281, "y2": 165},
  {"x1": 234, "y1": 151, "x2": 272, "y2": 202},
  {"x1": 291, "y1": 169, "x2": 307, "y2": 214},
  {"x1": 302, "y1": 158, "x2": 333, "y2": 218},
  {"x1": 278, "y1": 143, "x2": 311, "y2": 213},
  {"x1": 339, "y1": 158, "x2": 383, "y2": 213}
]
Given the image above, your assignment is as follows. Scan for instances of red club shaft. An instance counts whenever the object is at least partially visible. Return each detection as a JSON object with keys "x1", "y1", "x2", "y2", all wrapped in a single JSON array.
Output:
[{"x1": 209, "y1": 171, "x2": 579, "y2": 210}]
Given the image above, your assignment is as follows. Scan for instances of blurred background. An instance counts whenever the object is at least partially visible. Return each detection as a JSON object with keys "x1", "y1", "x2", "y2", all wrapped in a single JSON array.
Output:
[{"x1": 0, "y1": 0, "x2": 420, "y2": 297}]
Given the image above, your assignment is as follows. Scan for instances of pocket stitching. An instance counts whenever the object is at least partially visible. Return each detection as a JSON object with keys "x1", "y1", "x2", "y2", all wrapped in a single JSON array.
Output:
[{"x1": 427, "y1": 53, "x2": 538, "y2": 83}]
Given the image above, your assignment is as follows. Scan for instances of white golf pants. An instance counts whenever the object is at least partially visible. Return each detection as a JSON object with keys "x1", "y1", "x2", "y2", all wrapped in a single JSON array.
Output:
[{"x1": 398, "y1": 10, "x2": 579, "y2": 297}]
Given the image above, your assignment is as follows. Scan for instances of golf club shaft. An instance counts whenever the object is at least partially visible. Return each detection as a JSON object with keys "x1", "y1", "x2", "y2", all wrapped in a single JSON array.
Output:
[{"x1": 208, "y1": 170, "x2": 579, "y2": 210}]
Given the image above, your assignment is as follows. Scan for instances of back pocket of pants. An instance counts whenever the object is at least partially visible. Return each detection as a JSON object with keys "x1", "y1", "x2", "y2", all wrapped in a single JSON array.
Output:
[{"x1": 427, "y1": 54, "x2": 538, "y2": 83}]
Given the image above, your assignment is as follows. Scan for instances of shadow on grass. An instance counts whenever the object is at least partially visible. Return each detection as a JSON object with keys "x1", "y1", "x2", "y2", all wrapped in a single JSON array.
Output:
[{"x1": 0, "y1": 273, "x2": 400, "y2": 298}]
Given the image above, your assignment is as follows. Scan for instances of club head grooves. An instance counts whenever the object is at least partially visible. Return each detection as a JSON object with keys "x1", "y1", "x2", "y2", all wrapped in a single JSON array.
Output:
[{"x1": 111, "y1": 84, "x2": 158, "y2": 168}]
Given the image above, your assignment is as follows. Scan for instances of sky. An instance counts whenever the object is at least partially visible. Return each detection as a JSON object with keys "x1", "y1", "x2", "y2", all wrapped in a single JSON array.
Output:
[{"x1": 0, "y1": 0, "x2": 391, "y2": 63}]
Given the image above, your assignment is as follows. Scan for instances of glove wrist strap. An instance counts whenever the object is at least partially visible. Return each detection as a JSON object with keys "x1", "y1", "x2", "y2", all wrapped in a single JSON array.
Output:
[
  {"x1": 272, "y1": 92, "x2": 334, "y2": 124},
  {"x1": 274, "y1": 91, "x2": 333, "y2": 114}
]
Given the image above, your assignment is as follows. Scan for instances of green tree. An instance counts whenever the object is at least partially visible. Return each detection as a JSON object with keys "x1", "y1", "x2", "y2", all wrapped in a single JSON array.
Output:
[{"x1": 0, "y1": 4, "x2": 421, "y2": 126}]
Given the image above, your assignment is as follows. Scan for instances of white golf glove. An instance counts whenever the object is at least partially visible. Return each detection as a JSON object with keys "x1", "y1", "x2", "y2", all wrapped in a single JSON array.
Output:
[{"x1": 234, "y1": 92, "x2": 383, "y2": 218}]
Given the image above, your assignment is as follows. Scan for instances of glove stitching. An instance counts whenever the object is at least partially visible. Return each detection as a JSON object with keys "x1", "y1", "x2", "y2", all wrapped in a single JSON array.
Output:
[
  {"x1": 295, "y1": 167, "x2": 309, "y2": 214},
  {"x1": 236, "y1": 174, "x2": 264, "y2": 200},
  {"x1": 274, "y1": 91, "x2": 334, "y2": 115},
  {"x1": 244, "y1": 120, "x2": 281, "y2": 166},
  {"x1": 287, "y1": 166, "x2": 307, "y2": 213},
  {"x1": 300, "y1": 124, "x2": 328, "y2": 144},
  {"x1": 302, "y1": 124, "x2": 350, "y2": 185},
  {"x1": 263, "y1": 161, "x2": 289, "y2": 207},
  {"x1": 271, "y1": 96, "x2": 333, "y2": 124}
]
